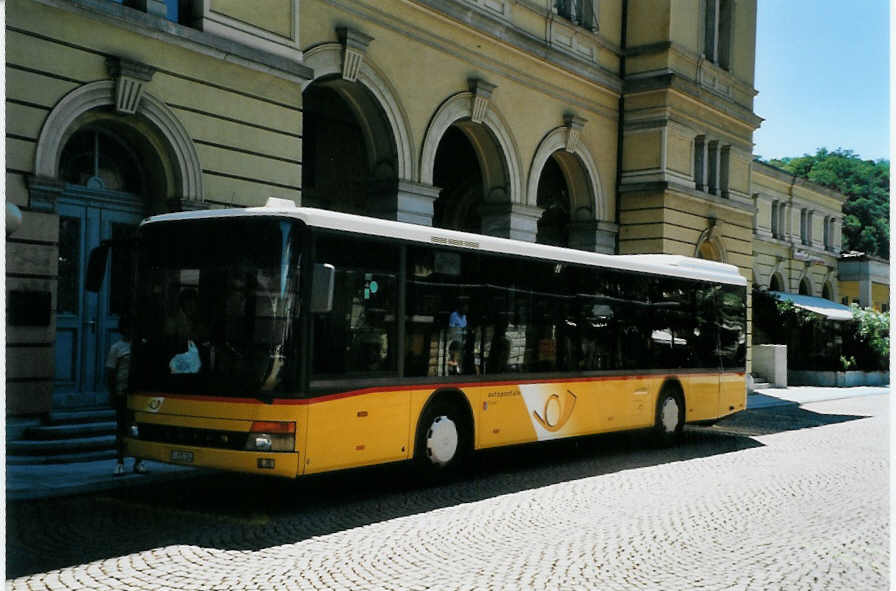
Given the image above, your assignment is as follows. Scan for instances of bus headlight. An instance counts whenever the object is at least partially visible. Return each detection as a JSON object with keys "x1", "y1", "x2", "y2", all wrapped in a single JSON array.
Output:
[
  {"x1": 245, "y1": 421, "x2": 295, "y2": 452},
  {"x1": 129, "y1": 424, "x2": 140, "y2": 438}
]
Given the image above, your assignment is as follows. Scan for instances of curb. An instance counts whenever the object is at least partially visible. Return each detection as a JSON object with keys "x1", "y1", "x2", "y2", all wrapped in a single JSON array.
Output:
[{"x1": 6, "y1": 462, "x2": 203, "y2": 502}]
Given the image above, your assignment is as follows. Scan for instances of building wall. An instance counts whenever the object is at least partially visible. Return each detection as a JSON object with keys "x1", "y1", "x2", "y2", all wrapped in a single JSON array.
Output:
[
  {"x1": 839, "y1": 281, "x2": 860, "y2": 305},
  {"x1": 838, "y1": 256, "x2": 890, "y2": 311},
  {"x1": 7, "y1": 0, "x2": 768, "y2": 415},
  {"x1": 619, "y1": 0, "x2": 759, "y2": 371},
  {"x1": 871, "y1": 283, "x2": 889, "y2": 312},
  {"x1": 299, "y1": 0, "x2": 621, "y2": 226},
  {"x1": 749, "y1": 162, "x2": 842, "y2": 303},
  {"x1": 6, "y1": 0, "x2": 309, "y2": 414}
]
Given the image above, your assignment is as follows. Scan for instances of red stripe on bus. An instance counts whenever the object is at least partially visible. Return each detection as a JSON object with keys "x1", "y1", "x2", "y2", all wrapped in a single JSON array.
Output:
[{"x1": 136, "y1": 372, "x2": 745, "y2": 407}]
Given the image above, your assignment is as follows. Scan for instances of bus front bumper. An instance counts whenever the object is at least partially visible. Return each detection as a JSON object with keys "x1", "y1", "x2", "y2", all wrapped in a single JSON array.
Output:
[{"x1": 126, "y1": 438, "x2": 300, "y2": 478}]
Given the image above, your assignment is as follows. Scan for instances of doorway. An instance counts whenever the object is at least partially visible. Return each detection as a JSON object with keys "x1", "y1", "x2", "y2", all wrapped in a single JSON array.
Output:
[{"x1": 54, "y1": 128, "x2": 146, "y2": 407}]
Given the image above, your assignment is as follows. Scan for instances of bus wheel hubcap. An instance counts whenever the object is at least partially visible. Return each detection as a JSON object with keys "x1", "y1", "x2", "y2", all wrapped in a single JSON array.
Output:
[
  {"x1": 661, "y1": 397, "x2": 679, "y2": 433},
  {"x1": 426, "y1": 416, "x2": 458, "y2": 465}
]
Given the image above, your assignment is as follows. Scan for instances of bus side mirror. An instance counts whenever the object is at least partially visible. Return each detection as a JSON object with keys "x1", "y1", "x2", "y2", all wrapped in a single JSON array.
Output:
[
  {"x1": 311, "y1": 263, "x2": 335, "y2": 313},
  {"x1": 85, "y1": 243, "x2": 110, "y2": 292}
]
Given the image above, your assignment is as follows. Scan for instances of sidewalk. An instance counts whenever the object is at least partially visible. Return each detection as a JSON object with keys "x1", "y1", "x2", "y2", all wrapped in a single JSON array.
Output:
[
  {"x1": 746, "y1": 385, "x2": 889, "y2": 409},
  {"x1": 6, "y1": 386, "x2": 888, "y2": 502},
  {"x1": 6, "y1": 458, "x2": 202, "y2": 502}
]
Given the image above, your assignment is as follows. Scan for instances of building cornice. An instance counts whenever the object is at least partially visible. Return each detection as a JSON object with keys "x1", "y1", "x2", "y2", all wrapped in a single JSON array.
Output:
[
  {"x1": 27, "y1": 0, "x2": 313, "y2": 83},
  {"x1": 619, "y1": 180, "x2": 757, "y2": 216},
  {"x1": 627, "y1": 41, "x2": 758, "y2": 99},
  {"x1": 624, "y1": 72, "x2": 763, "y2": 130},
  {"x1": 751, "y1": 161, "x2": 848, "y2": 205}
]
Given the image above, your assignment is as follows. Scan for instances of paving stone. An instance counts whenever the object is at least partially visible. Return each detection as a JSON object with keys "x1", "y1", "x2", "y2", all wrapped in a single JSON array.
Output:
[{"x1": 6, "y1": 396, "x2": 889, "y2": 590}]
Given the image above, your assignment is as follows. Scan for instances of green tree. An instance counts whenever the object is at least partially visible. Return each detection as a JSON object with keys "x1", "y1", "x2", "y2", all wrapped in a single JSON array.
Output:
[
  {"x1": 850, "y1": 304, "x2": 890, "y2": 370},
  {"x1": 763, "y1": 148, "x2": 889, "y2": 258}
]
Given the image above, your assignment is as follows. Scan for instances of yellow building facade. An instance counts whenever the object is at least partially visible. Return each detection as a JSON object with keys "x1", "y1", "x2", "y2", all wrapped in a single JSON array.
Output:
[
  {"x1": 750, "y1": 161, "x2": 844, "y2": 300},
  {"x1": 6, "y1": 0, "x2": 762, "y2": 416},
  {"x1": 839, "y1": 253, "x2": 890, "y2": 312},
  {"x1": 6, "y1": 0, "x2": 311, "y2": 414}
]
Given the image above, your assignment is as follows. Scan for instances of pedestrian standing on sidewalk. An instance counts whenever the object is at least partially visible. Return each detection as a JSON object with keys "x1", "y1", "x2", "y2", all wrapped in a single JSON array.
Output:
[{"x1": 105, "y1": 316, "x2": 146, "y2": 476}]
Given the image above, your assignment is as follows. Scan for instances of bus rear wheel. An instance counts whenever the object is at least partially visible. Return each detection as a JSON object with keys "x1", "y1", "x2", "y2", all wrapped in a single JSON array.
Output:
[
  {"x1": 653, "y1": 387, "x2": 684, "y2": 446},
  {"x1": 414, "y1": 400, "x2": 470, "y2": 480}
]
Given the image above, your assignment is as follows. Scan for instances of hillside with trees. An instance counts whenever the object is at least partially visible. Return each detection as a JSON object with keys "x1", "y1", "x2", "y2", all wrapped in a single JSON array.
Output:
[{"x1": 760, "y1": 148, "x2": 889, "y2": 259}]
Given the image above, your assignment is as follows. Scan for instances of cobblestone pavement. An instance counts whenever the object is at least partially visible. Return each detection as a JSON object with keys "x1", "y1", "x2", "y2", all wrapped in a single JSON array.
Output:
[{"x1": 7, "y1": 395, "x2": 888, "y2": 590}]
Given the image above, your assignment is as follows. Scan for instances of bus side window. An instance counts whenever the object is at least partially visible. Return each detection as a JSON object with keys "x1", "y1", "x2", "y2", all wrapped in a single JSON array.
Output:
[
  {"x1": 694, "y1": 283, "x2": 720, "y2": 368},
  {"x1": 718, "y1": 285, "x2": 746, "y2": 369},
  {"x1": 405, "y1": 247, "x2": 481, "y2": 377},
  {"x1": 312, "y1": 234, "x2": 399, "y2": 377}
]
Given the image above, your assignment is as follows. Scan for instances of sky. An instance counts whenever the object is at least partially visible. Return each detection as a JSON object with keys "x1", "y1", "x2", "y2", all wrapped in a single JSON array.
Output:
[{"x1": 752, "y1": 1, "x2": 889, "y2": 162}]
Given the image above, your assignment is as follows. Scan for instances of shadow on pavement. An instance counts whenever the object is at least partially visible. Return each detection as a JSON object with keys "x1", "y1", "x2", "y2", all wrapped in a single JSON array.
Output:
[
  {"x1": 711, "y1": 404, "x2": 869, "y2": 437},
  {"x1": 6, "y1": 404, "x2": 867, "y2": 579}
]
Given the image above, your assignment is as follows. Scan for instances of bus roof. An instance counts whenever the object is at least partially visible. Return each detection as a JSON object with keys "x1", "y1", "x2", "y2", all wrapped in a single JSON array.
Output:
[{"x1": 142, "y1": 202, "x2": 747, "y2": 287}]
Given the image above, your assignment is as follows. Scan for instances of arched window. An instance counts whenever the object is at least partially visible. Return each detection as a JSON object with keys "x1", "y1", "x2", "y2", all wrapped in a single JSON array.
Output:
[
  {"x1": 59, "y1": 129, "x2": 143, "y2": 193},
  {"x1": 769, "y1": 274, "x2": 782, "y2": 292},
  {"x1": 697, "y1": 240, "x2": 722, "y2": 261},
  {"x1": 799, "y1": 277, "x2": 811, "y2": 296},
  {"x1": 822, "y1": 282, "x2": 833, "y2": 301}
]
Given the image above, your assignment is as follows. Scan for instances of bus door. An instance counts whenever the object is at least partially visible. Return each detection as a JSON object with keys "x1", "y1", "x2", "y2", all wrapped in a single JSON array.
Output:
[
  {"x1": 304, "y1": 233, "x2": 409, "y2": 474},
  {"x1": 717, "y1": 285, "x2": 748, "y2": 415}
]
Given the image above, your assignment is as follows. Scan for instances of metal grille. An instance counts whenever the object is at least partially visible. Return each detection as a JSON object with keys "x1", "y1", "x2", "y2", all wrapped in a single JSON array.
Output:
[{"x1": 138, "y1": 423, "x2": 248, "y2": 451}]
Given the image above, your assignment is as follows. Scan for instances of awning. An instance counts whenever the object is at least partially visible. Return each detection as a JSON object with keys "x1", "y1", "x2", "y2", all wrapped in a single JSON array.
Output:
[{"x1": 769, "y1": 291, "x2": 854, "y2": 321}]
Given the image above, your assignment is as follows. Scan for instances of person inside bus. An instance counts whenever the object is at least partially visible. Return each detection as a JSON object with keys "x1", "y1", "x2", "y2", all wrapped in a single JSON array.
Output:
[
  {"x1": 446, "y1": 340, "x2": 461, "y2": 375},
  {"x1": 209, "y1": 269, "x2": 255, "y2": 381},
  {"x1": 447, "y1": 300, "x2": 469, "y2": 375},
  {"x1": 164, "y1": 288, "x2": 204, "y2": 349},
  {"x1": 486, "y1": 318, "x2": 511, "y2": 374},
  {"x1": 449, "y1": 302, "x2": 468, "y2": 329}
]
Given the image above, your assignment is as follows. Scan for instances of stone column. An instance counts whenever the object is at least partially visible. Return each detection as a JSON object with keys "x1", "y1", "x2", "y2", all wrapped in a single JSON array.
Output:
[
  {"x1": 368, "y1": 180, "x2": 440, "y2": 226},
  {"x1": 859, "y1": 274, "x2": 874, "y2": 308},
  {"x1": 778, "y1": 203, "x2": 787, "y2": 242},
  {"x1": 808, "y1": 210, "x2": 819, "y2": 248},
  {"x1": 480, "y1": 203, "x2": 543, "y2": 243},
  {"x1": 569, "y1": 220, "x2": 619, "y2": 254}
]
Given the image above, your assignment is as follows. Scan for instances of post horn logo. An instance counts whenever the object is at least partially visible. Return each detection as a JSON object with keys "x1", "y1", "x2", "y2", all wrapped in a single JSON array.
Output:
[
  {"x1": 532, "y1": 390, "x2": 577, "y2": 432},
  {"x1": 146, "y1": 397, "x2": 164, "y2": 412}
]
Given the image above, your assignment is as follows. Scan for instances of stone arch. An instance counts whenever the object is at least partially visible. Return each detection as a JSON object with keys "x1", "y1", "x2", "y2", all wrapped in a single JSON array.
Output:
[
  {"x1": 35, "y1": 80, "x2": 203, "y2": 203},
  {"x1": 694, "y1": 222, "x2": 728, "y2": 263},
  {"x1": 768, "y1": 270, "x2": 785, "y2": 292},
  {"x1": 420, "y1": 91, "x2": 523, "y2": 205},
  {"x1": 527, "y1": 126, "x2": 606, "y2": 221},
  {"x1": 302, "y1": 43, "x2": 414, "y2": 181},
  {"x1": 797, "y1": 272, "x2": 814, "y2": 296},
  {"x1": 821, "y1": 272, "x2": 837, "y2": 301}
]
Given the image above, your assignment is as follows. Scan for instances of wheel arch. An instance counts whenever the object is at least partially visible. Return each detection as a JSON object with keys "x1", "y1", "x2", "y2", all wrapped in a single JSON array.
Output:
[
  {"x1": 413, "y1": 387, "x2": 476, "y2": 454},
  {"x1": 657, "y1": 377, "x2": 686, "y2": 413}
]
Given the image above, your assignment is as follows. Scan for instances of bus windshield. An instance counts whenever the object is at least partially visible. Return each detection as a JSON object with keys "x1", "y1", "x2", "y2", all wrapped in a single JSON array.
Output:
[{"x1": 133, "y1": 217, "x2": 302, "y2": 398}]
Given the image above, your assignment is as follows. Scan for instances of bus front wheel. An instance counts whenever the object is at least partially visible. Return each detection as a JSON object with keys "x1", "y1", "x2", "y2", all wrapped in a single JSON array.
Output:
[
  {"x1": 653, "y1": 387, "x2": 684, "y2": 446},
  {"x1": 414, "y1": 400, "x2": 470, "y2": 479}
]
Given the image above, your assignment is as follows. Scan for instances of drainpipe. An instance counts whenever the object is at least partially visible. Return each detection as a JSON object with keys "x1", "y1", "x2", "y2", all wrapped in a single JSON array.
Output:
[{"x1": 614, "y1": 0, "x2": 628, "y2": 255}]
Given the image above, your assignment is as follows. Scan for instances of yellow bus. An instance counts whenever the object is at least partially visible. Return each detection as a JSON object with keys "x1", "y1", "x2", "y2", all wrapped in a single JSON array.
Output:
[{"x1": 113, "y1": 201, "x2": 746, "y2": 478}]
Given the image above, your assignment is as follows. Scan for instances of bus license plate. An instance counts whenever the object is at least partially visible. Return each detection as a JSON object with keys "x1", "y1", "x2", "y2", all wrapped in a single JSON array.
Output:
[{"x1": 170, "y1": 450, "x2": 194, "y2": 463}]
